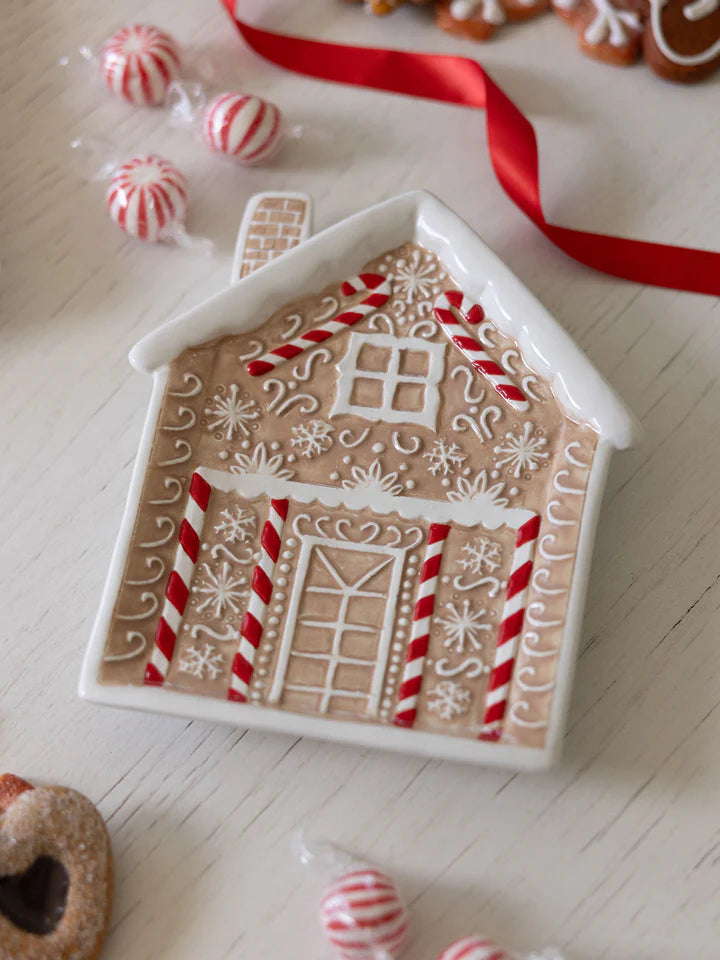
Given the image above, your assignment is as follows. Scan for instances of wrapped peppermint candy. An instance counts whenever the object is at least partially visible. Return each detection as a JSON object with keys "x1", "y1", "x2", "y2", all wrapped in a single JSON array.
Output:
[
  {"x1": 69, "y1": 135, "x2": 211, "y2": 252},
  {"x1": 107, "y1": 155, "x2": 187, "y2": 242},
  {"x1": 321, "y1": 866, "x2": 409, "y2": 960},
  {"x1": 169, "y1": 84, "x2": 286, "y2": 166},
  {"x1": 437, "y1": 938, "x2": 565, "y2": 960},
  {"x1": 100, "y1": 24, "x2": 181, "y2": 106},
  {"x1": 294, "y1": 834, "x2": 565, "y2": 960},
  {"x1": 296, "y1": 834, "x2": 409, "y2": 960},
  {"x1": 202, "y1": 92, "x2": 284, "y2": 164},
  {"x1": 104, "y1": 154, "x2": 211, "y2": 252},
  {"x1": 438, "y1": 938, "x2": 513, "y2": 960}
]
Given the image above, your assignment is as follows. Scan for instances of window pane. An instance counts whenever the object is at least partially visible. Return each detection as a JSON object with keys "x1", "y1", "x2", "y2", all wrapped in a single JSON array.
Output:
[
  {"x1": 356, "y1": 343, "x2": 391, "y2": 373},
  {"x1": 398, "y1": 349, "x2": 429, "y2": 377},
  {"x1": 392, "y1": 381, "x2": 426, "y2": 412},
  {"x1": 350, "y1": 377, "x2": 384, "y2": 408}
]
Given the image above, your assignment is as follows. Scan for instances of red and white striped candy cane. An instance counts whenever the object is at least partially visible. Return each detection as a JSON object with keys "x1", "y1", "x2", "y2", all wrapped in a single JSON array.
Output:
[
  {"x1": 433, "y1": 291, "x2": 529, "y2": 412},
  {"x1": 437, "y1": 936, "x2": 513, "y2": 960},
  {"x1": 394, "y1": 523, "x2": 451, "y2": 728},
  {"x1": 228, "y1": 498, "x2": 289, "y2": 702},
  {"x1": 247, "y1": 273, "x2": 391, "y2": 377},
  {"x1": 145, "y1": 470, "x2": 212, "y2": 685},
  {"x1": 480, "y1": 514, "x2": 540, "y2": 740}
]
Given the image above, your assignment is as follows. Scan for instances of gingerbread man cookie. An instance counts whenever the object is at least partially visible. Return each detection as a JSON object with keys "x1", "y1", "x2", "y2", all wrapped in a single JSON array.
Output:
[
  {"x1": 640, "y1": 0, "x2": 720, "y2": 80},
  {"x1": 0, "y1": 774, "x2": 113, "y2": 960},
  {"x1": 345, "y1": 0, "x2": 720, "y2": 80}
]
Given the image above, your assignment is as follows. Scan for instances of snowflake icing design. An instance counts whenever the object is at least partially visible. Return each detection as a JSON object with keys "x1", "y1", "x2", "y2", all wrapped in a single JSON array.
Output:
[
  {"x1": 447, "y1": 469, "x2": 510, "y2": 508},
  {"x1": 494, "y1": 421, "x2": 549, "y2": 478},
  {"x1": 178, "y1": 643, "x2": 225, "y2": 681},
  {"x1": 205, "y1": 384, "x2": 259, "y2": 440},
  {"x1": 435, "y1": 599, "x2": 492, "y2": 654},
  {"x1": 427, "y1": 680, "x2": 472, "y2": 721},
  {"x1": 391, "y1": 248, "x2": 439, "y2": 304},
  {"x1": 423, "y1": 439, "x2": 466, "y2": 477},
  {"x1": 230, "y1": 441, "x2": 295, "y2": 480},
  {"x1": 214, "y1": 507, "x2": 256, "y2": 544},
  {"x1": 458, "y1": 537, "x2": 502, "y2": 575},
  {"x1": 290, "y1": 419, "x2": 334, "y2": 459},
  {"x1": 194, "y1": 562, "x2": 248, "y2": 618},
  {"x1": 580, "y1": 0, "x2": 641, "y2": 48},
  {"x1": 341, "y1": 458, "x2": 404, "y2": 497}
]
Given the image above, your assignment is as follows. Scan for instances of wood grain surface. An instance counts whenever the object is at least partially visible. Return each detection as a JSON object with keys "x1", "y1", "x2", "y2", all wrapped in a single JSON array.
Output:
[{"x1": 1, "y1": 1, "x2": 718, "y2": 958}]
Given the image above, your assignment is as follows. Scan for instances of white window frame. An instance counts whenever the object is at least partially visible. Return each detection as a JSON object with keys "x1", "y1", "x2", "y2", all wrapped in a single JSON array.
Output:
[{"x1": 330, "y1": 333, "x2": 446, "y2": 431}]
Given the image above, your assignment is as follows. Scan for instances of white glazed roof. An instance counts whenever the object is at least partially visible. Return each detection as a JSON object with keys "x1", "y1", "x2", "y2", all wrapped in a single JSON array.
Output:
[{"x1": 131, "y1": 190, "x2": 641, "y2": 450}]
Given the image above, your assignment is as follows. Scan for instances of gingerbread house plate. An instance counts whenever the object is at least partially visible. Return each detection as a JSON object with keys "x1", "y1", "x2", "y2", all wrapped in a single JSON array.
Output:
[{"x1": 80, "y1": 191, "x2": 639, "y2": 770}]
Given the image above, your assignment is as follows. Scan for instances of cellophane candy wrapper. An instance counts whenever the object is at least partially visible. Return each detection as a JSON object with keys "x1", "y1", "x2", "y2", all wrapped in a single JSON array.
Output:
[
  {"x1": 99, "y1": 25, "x2": 181, "y2": 106},
  {"x1": 60, "y1": 25, "x2": 182, "y2": 108},
  {"x1": 296, "y1": 834, "x2": 566, "y2": 960},
  {"x1": 296, "y1": 833, "x2": 410, "y2": 960},
  {"x1": 70, "y1": 140, "x2": 212, "y2": 252},
  {"x1": 167, "y1": 82, "x2": 287, "y2": 165},
  {"x1": 106, "y1": 155, "x2": 190, "y2": 245}
]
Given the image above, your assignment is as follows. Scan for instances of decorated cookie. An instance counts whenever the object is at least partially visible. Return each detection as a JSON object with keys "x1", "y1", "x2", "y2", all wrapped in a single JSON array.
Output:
[
  {"x1": 436, "y1": 0, "x2": 548, "y2": 39},
  {"x1": 343, "y1": 0, "x2": 720, "y2": 79},
  {"x1": 639, "y1": 0, "x2": 720, "y2": 80},
  {"x1": 553, "y1": 0, "x2": 643, "y2": 64},
  {"x1": 364, "y1": 0, "x2": 404, "y2": 13},
  {"x1": 352, "y1": 0, "x2": 432, "y2": 15},
  {"x1": 0, "y1": 774, "x2": 113, "y2": 960},
  {"x1": 84, "y1": 191, "x2": 637, "y2": 768}
]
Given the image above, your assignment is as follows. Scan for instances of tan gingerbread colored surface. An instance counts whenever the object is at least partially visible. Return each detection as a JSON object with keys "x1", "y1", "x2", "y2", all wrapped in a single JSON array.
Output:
[
  {"x1": 232, "y1": 193, "x2": 312, "y2": 281},
  {"x1": 0, "y1": 774, "x2": 113, "y2": 960},
  {"x1": 97, "y1": 238, "x2": 599, "y2": 751}
]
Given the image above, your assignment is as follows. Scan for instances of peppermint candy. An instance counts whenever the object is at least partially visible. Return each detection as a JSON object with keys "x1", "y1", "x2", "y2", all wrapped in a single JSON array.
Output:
[
  {"x1": 101, "y1": 24, "x2": 180, "y2": 107},
  {"x1": 107, "y1": 155, "x2": 187, "y2": 243},
  {"x1": 438, "y1": 937, "x2": 513, "y2": 960},
  {"x1": 202, "y1": 93, "x2": 284, "y2": 165},
  {"x1": 320, "y1": 868, "x2": 409, "y2": 960}
]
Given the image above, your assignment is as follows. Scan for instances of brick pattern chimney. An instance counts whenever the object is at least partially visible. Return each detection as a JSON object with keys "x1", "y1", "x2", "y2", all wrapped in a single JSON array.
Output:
[{"x1": 236, "y1": 195, "x2": 311, "y2": 279}]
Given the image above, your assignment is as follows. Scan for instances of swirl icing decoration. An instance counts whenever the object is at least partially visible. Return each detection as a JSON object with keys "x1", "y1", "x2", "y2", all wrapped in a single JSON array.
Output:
[
  {"x1": 650, "y1": 0, "x2": 720, "y2": 65},
  {"x1": 104, "y1": 373, "x2": 204, "y2": 671},
  {"x1": 220, "y1": 3, "x2": 720, "y2": 297},
  {"x1": 507, "y1": 439, "x2": 591, "y2": 732}
]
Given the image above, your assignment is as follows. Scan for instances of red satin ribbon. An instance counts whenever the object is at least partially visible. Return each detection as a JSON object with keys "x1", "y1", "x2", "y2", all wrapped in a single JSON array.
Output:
[{"x1": 221, "y1": 2, "x2": 720, "y2": 296}]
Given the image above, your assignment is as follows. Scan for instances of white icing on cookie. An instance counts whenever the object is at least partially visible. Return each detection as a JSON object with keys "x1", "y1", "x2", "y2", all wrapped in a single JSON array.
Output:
[
  {"x1": 583, "y1": 0, "x2": 641, "y2": 46},
  {"x1": 450, "y1": 0, "x2": 506, "y2": 24},
  {"x1": 650, "y1": 0, "x2": 720, "y2": 64},
  {"x1": 683, "y1": 0, "x2": 719, "y2": 19}
]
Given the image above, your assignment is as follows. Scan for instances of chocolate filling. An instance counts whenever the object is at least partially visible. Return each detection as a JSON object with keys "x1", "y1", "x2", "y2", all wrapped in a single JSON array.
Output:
[{"x1": 0, "y1": 855, "x2": 69, "y2": 935}]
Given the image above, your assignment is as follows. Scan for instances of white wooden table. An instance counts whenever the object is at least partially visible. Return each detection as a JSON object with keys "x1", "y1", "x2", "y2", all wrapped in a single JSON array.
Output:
[{"x1": 2, "y1": 1, "x2": 719, "y2": 957}]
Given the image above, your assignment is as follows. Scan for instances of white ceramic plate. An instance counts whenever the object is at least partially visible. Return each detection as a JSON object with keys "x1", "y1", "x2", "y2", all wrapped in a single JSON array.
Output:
[{"x1": 80, "y1": 190, "x2": 639, "y2": 770}]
